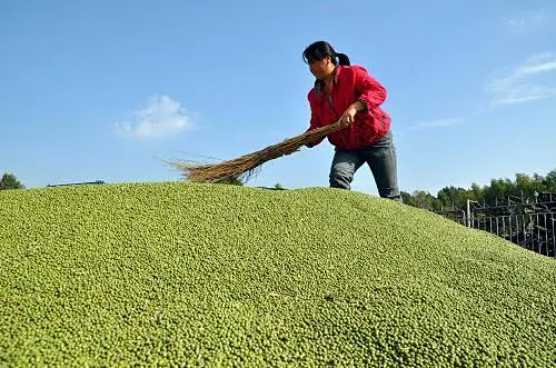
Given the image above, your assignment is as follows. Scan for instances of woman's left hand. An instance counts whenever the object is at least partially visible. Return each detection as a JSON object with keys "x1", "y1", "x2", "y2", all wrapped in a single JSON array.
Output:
[{"x1": 338, "y1": 106, "x2": 357, "y2": 128}]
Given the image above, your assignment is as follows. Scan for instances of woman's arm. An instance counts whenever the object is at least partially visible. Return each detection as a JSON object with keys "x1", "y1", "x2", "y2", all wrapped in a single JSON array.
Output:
[
  {"x1": 338, "y1": 67, "x2": 387, "y2": 128},
  {"x1": 352, "y1": 66, "x2": 387, "y2": 111}
]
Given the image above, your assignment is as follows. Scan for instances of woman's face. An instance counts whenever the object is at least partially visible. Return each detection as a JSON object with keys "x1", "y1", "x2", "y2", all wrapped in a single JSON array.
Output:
[{"x1": 309, "y1": 56, "x2": 334, "y2": 80}]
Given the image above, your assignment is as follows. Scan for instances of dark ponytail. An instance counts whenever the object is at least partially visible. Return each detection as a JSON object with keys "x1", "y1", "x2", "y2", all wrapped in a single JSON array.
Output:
[
  {"x1": 335, "y1": 52, "x2": 350, "y2": 66},
  {"x1": 302, "y1": 41, "x2": 351, "y2": 66}
]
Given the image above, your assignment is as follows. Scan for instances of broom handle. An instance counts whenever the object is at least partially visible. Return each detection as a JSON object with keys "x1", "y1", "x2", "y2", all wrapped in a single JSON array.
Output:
[
  {"x1": 272, "y1": 120, "x2": 340, "y2": 145},
  {"x1": 302, "y1": 120, "x2": 344, "y2": 143},
  {"x1": 234, "y1": 121, "x2": 346, "y2": 166},
  {"x1": 278, "y1": 120, "x2": 345, "y2": 153},
  {"x1": 250, "y1": 120, "x2": 346, "y2": 160}
]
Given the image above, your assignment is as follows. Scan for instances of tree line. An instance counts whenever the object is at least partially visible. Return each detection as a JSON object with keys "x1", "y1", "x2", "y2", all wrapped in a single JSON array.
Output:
[
  {"x1": 401, "y1": 169, "x2": 556, "y2": 211},
  {"x1": 0, "y1": 173, "x2": 25, "y2": 190}
]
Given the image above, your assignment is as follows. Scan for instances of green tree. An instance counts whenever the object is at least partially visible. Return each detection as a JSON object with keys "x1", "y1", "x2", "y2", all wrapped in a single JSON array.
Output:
[
  {"x1": 0, "y1": 173, "x2": 25, "y2": 190},
  {"x1": 532, "y1": 173, "x2": 547, "y2": 193},
  {"x1": 546, "y1": 169, "x2": 556, "y2": 190},
  {"x1": 412, "y1": 190, "x2": 440, "y2": 210},
  {"x1": 515, "y1": 173, "x2": 534, "y2": 198},
  {"x1": 470, "y1": 183, "x2": 484, "y2": 203},
  {"x1": 437, "y1": 186, "x2": 469, "y2": 209},
  {"x1": 483, "y1": 178, "x2": 513, "y2": 204},
  {"x1": 394, "y1": 168, "x2": 556, "y2": 211},
  {"x1": 400, "y1": 191, "x2": 417, "y2": 207}
]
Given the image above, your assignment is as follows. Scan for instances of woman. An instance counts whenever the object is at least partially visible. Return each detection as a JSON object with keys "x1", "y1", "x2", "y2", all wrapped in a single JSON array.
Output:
[{"x1": 303, "y1": 41, "x2": 401, "y2": 201}]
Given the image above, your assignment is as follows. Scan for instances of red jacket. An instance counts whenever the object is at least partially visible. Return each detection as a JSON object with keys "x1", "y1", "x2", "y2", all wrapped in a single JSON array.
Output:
[{"x1": 306, "y1": 64, "x2": 391, "y2": 150}]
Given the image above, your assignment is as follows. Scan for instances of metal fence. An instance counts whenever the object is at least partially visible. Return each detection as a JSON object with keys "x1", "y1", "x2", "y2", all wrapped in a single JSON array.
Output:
[
  {"x1": 435, "y1": 195, "x2": 556, "y2": 258},
  {"x1": 454, "y1": 212, "x2": 556, "y2": 258}
]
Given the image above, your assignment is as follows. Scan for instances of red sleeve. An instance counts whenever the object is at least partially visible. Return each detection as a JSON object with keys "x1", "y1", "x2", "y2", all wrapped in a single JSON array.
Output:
[
  {"x1": 353, "y1": 66, "x2": 387, "y2": 111},
  {"x1": 305, "y1": 92, "x2": 325, "y2": 148}
]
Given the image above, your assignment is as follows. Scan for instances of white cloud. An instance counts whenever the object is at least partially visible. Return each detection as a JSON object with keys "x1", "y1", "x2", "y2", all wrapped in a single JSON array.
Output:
[
  {"x1": 117, "y1": 95, "x2": 189, "y2": 139},
  {"x1": 487, "y1": 53, "x2": 556, "y2": 105},
  {"x1": 504, "y1": 9, "x2": 546, "y2": 34},
  {"x1": 408, "y1": 118, "x2": 463, "y2": 131}
]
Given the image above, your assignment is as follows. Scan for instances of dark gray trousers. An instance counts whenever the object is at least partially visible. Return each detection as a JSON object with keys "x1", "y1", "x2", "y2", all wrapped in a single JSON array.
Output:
[{"x1": 329, "y1": 130, "x2": 401, "y2": 201}]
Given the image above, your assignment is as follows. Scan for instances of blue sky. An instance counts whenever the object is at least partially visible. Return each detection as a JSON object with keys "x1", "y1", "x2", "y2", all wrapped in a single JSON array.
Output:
[{"x1": 2, "y1": 1, "x2": 555, "y2": 196}]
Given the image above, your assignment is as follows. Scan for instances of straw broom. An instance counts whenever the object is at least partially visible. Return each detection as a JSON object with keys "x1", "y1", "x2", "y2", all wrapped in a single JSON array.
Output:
[{"x1": 167, "y1": 120, "x2": 346, "y2": 184}]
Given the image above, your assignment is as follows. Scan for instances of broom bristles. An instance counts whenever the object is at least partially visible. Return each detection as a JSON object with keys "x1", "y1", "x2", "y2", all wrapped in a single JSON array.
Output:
[{"x1": 167, "y1": 121, "x2": 344, "y2": 183}]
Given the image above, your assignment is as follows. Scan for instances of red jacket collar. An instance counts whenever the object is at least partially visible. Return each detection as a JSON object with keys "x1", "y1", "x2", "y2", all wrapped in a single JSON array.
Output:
[{"x1": 314, "y1": 65, "x2": 345, "y2": 96}]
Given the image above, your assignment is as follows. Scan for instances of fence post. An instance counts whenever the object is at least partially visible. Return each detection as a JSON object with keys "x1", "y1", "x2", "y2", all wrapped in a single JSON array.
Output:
[{"x1": 466, "y1": 199, "x2": 471, "y2": 228}]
